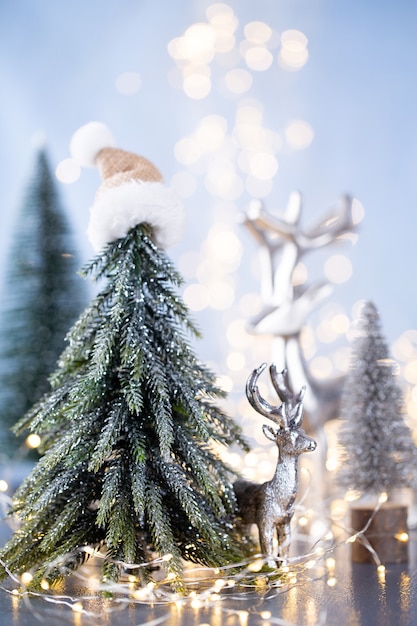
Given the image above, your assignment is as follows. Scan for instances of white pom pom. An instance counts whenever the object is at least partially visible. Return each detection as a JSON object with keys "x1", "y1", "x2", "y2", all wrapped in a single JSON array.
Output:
[{"x1": 70, "y1": 121, "x2": 116, "y2": 167}]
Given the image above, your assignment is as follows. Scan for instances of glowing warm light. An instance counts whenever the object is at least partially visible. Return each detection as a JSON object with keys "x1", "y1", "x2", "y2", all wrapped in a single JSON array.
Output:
[
  {"x1": 324, "y1": 254, "x2": 353, "y2": 284},
  {"x1": 407, "y1": 398, "x2": 417, "y2": 420},
  {"x1": 196, "y1": 115, "x2": 227, "y2": 150},
  {"x1": 379, "y1": 491, "x2": 388, "y2": 504},
  {"x1": 115, "y1": 71, "x2": 141, "y2": 95},
  {"x1": 327, "y1": 577, "x2": 337, "y2": 587},
  {"x1": 26, "y1": 433, "x2": 41, "y2": 449},
  {"x1": 395, "y1": 532, "x2": 409, "y2": 542},
  {"x1": 205, "y1": 229, "x2": 243, "y2": 264},
  {"x1": 260, "y1": 611, "x2": 272, "y2": 619},
  {"x1": 249, "y1": 152, "x2": 278, "y2": 180},
  {"x1": 235, "y1": 102, "x2": 264, "y2": 126},
  {"x1": 72, "y1": 602, "x2": 83, "y2": 613},
  {"x1": 248, "y1": 558, "x2": 264, "y2": 572},
  {"x1": 40, "y1": 579, "x2": 50, "y2": 590},
  {"x1": 326, "y1": 456, "x2": 340, "y2": 472},
  {"x1": 326, "y1": 558, "x2": 336, "y2": 569},
  {"x1": 227, "y1": 351, "x2": 246, "y2": 371},
  {"x1": 205, "y1": 159, "x2": 243, "y2": 199},
  {"x1": 309, "y1": 356, "x2": 333, "y2": 379},
  {"x1": 0, "y1": 480, "x2": 8, "y2": 492},
  {"x1": 279, "y1": 30, "x2": 309, "y2": 70},
  {"x1": 331, "y1": 313, "x2": 350, "y2": 334},
  {"x1": 285, "y1": 120, "x2": 314, "y2": 150},
  {"x1": 316, "y1": 320, "x2": 338, "y2": 344},
  {"x1": 345, "y1": 490, "x2": 361, "y2": 502},
  {"x1": 281, "y1": 29, "x2": 308, "y2": 47},
  {"x1": 243, "y1": 451, "x2": 260, "y2": 468},
  {"x1": 55, "y1": 158, "x2": 80, "y2": 184},
  {"x1": 224, "y1": 68, "x2": 253, "y2": 94},
  {"x1": 208, "y1": 282, "x2": 235, "y2": 310},
  {"x1": 206, "y1": 3, "x2": 236, "y2": 28},
  {"x1": 244, "y1": 46, "x2": 274, "y2": 71},
  {"x1": 331, "y1": 499, "x2": 347, "y2": 519},
  {"x1": 279, "y1": 45, "x2": 309, "y2": 70},
  {"x1": 213, "y1": 30, "x2": 236, "y2": 53},
  {"x1": 226, "y1": 319, "x2": 253, "y2": 348},
  {"x1": 377, "y1": 564, "x2": 386, "y2": 583},
  {"x1": 183, "y1": 284, "x2": 210, "y2": 311},
  {"x1": 20, "y1": 572, "x2": 33, "y2": 585},
  {"x1": 298, "y1": 516, "x2": 308, "y2": 528},
  {"x1": 183, "y1": 23, "x2": 216, "y2": 64},
  {"x1": 404, "y1": 360, "x2": 417, "y2": 384},
  {"x1": 216, "y1": 374, "x2": 233, "y2": 393},
  {"x1": 244, "y1": 21, "x2": 272, "y2": 44},
  {"x1": 183, "y1": 73, "x2": 212, "y2": 99},
  {"x1": 174, "y1": 136, "x2": 202, "y2": 165}
]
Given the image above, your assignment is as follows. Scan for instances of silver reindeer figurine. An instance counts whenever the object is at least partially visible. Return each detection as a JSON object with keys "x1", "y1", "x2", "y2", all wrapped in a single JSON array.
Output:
[{"x1": 234, "y1": 363, "x2": 317, "y2": 568}]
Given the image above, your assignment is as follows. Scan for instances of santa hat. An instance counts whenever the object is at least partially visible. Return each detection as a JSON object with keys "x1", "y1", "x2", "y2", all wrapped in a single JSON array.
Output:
[{"x1": 70, "y1": 122, "x2": 186, "y2": 251}]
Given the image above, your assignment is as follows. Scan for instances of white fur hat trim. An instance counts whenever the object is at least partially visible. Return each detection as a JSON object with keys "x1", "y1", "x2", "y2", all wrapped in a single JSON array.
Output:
[
  {"x1": 70, "y1": 122, "x2": 116, "y2": 167},
  {"x1": 87, "y1": 181, "x2": 186, "y2": 251}
]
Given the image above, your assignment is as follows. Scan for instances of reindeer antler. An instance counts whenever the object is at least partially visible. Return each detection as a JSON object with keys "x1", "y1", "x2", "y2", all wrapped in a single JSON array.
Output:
[
  {"x1": 246, "y1": 363, "x2": 286, "y2": 426},
  {"x1": 246, "y1": 363, "x2": 305, "y2": 429},
  {"x1": 269, "y1": 365, "x2": 305, "y2": 406}
]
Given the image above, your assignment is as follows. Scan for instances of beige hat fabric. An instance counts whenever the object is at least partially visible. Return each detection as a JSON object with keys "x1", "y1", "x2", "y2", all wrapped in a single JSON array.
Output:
[{"x1": 70, "y1": 122, "x2": 185, "y2": 251}]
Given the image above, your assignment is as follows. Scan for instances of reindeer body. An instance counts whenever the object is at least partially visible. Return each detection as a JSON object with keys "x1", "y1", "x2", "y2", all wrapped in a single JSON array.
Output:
[{"x1": 235, "y1": 363, "x2": 316, "y2": 567}]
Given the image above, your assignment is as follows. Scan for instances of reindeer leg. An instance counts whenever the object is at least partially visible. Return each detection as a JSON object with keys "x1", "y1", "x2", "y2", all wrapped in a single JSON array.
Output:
[
  {"x1": 276, "y1": 522, "x2": 291, "y2": 566},
  {"x1": 258, "y1": 522, "x2": 277, "y2": 569}
]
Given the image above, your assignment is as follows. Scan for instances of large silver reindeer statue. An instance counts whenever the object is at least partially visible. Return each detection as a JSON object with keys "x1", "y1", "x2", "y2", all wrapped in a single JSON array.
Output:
[
  {"x1": 243, "y1": 192, "x2": 359, "y2": 433},
  {"x1": 234, "y1": 363, "x2": 317, "y2": 568}
]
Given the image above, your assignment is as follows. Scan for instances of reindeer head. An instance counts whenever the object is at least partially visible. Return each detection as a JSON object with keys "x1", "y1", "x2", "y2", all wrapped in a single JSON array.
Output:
[{"x1": 246, "y1": 363, "x2": 317, "y2": 457}]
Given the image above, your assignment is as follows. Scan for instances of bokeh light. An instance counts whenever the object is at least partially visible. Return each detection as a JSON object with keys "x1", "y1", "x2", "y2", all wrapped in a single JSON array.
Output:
[
  {"x1": 224, "y1": 68, "x2": 253, "y2": 94},
  {"x1": 279, "y1": 29, "x2": 309, "y2": 71},
  {"x1": 55, "y1": 158, "x2": 81, "y2": 184},
  {"x1": 324, "y1": 254, "x2": 353, "y2": 284},
  {"x1": 244, "y1": 46, "x2": 274, "y2": 71},
  {"x1": 183, "y1": 283, "x2": 210, "y2": 311},
  {"x1": 285, "y1": 120, "x2": 314, "y2": 150},
  {"x1": 183, "y1": 72, "x2": 212, "y2": 99}
]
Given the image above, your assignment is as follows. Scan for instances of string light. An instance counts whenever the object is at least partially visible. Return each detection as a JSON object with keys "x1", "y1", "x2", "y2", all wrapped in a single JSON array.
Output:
[{"x1": 25, "y1": 434, "x2": 41, "y2": 449}]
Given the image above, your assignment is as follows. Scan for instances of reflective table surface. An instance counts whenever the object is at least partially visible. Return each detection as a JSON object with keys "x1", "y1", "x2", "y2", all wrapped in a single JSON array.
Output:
[
  {"x1": 0, "y1": 463, "x2": 416, "y2": 626},
  {"x1": 0, "y1": 533, "x2": 416, "y2": 625}
]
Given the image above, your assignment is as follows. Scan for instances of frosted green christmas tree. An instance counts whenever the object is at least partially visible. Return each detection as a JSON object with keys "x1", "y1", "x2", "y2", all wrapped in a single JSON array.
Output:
[
  {"x1": 0, "y1": 123, "x2": 248, "y2": 591},
  {"x1": 337, "y1": 300, "x2": 417, "y2": 496},
  {"x1": 0, "y1": 149, "x2": 86, "y2": 456}
]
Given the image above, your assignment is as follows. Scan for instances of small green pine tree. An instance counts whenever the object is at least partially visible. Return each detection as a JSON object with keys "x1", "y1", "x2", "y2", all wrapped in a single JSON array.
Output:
[
  {"x1": 0, "y1": 149, "x2": 87, "y2": 456},
  {"x1": 337, "y1": 301, "x2": 417, "y2": 496},
  {"x1": 0, "y1": 224, "x2": 248, "y2": 591}
]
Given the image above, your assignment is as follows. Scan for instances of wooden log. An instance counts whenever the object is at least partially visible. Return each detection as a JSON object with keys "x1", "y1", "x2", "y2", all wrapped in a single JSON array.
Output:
[{"x1": 350, "y1": 503, "x2": 409, "y2": 564}]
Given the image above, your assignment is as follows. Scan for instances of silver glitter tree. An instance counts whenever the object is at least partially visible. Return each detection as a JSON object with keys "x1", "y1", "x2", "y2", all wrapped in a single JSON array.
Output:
[{"x1": 337, "y1": 301, "x2": 417, "y2": 496}]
